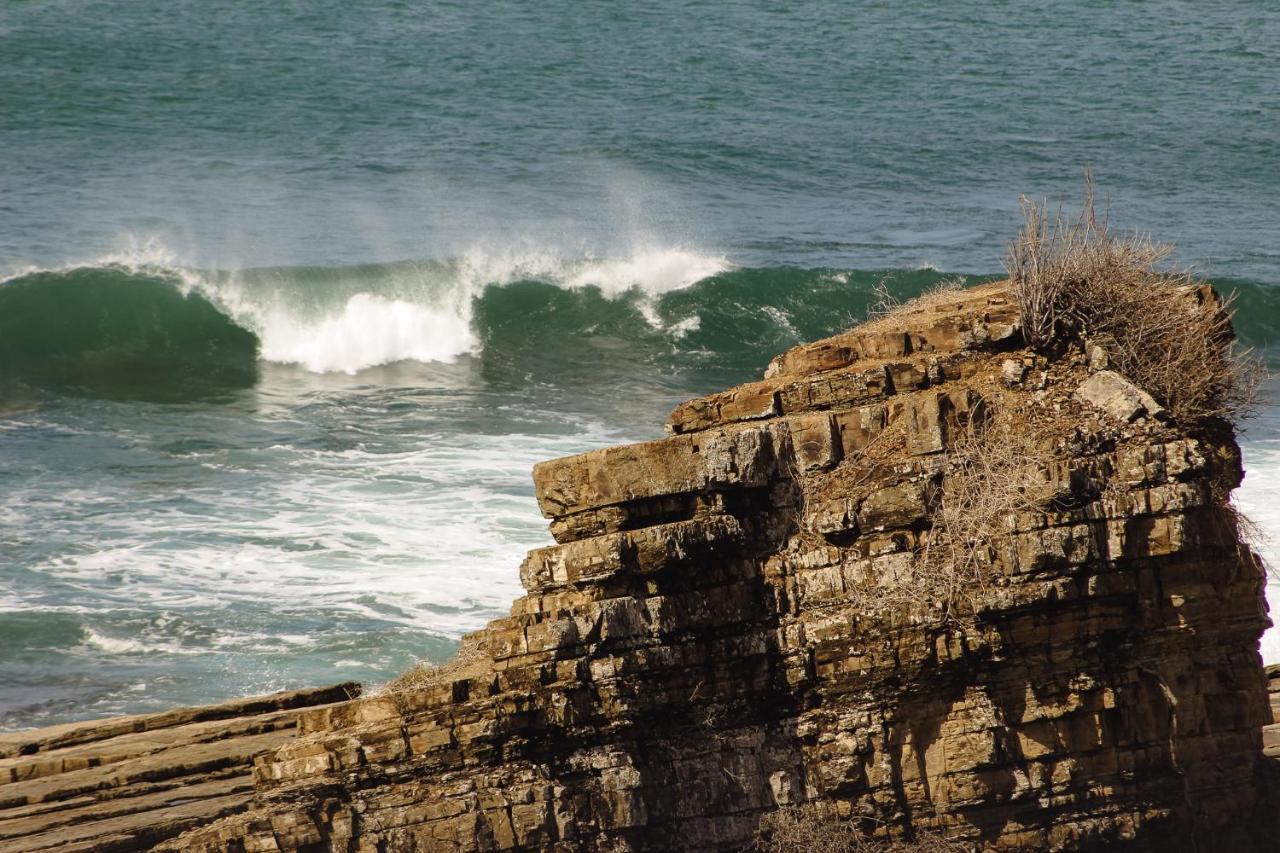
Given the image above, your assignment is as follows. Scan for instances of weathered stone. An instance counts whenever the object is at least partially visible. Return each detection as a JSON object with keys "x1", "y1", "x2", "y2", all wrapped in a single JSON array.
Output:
[
  {"x1": 666, "y1": 381, "x2": 780, "y2": 435},
  {"x1": 905, "y1": 391, "x2": 945, "y2": 455},
  {"x1": 1075, "y1": 370, "x2": 1165, "y2": 422},
  {"x1": 832, "y1": 403, "x2": 886, "y2": 457},
  {"x1": 1087, "y1": 342, "x2": 1111, "y2": 371},
  {"x1": 763, "y1": 281, "x2": 1020, "y2": 380},
  {"x1": 857, "y1": 476, "x2": 937, "y2": 531},
  {"x1": 788, "y1": 412, "x2": 840, "y2": 472},
  {"x1": 777, "y1": 365, "x2": 889, "y2": 414},
  {"x1": 0, "y1": 685, "x2": 358, "y2": 852},
  {"x1": 1002, "y1": 358, "x2": 1028, "y2": 386}
]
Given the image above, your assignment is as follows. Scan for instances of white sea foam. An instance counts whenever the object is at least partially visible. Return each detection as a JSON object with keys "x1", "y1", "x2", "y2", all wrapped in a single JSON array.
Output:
[
  {"x1": 454, "y1": 244, "x2": 729, "y2": 298},
  {"x1": 26, "y1": 417, "x2": 629, "y2": 640},
  {"x1": 79, "y1": 626, "x2": 200, "y2": 656},
  {"x1": 561, "y1": 249, "x2": 730, "y2": 297},
  {"x1": 1237, "y1": 438, "x2": 1280, "y2": 664},
  {"x1": 80, "y1": 628, "x2": 154, "y2": 655},
  {"x1": 230, "y1": 243, "x2": 728, "y2": 371},
  {"x1": 255, "y1": 294, "x2": 479, "y2": 374},
  {"x1": 668, "y1": 315, "x2": 701, "y2": 338},
  {"x1": 761, "y1": 305, "x2": 800, "y2": 340}
]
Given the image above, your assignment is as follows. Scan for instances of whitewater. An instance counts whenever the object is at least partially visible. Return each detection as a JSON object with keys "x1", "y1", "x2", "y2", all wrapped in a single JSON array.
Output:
[{"x1": 1, "y1": 241, "x2": 729, "y2": 369}]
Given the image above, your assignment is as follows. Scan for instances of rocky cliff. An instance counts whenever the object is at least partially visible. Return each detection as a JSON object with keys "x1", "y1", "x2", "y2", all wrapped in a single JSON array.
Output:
[{"x1": 6, "y1": 280, "x2": 1274, "y2": 852}]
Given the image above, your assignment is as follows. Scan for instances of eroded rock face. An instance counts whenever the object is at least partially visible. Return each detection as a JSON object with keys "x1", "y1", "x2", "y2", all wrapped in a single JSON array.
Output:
[
  {"x1": 160, "y1": 281, "x2": 1272, "y2": 852},
  {"x1": 0, "y1": 684, "x2": 360, "y2": 853}
]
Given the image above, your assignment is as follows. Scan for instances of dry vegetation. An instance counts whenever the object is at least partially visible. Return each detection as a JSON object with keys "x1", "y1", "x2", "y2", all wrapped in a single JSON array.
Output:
[
  {"x1": 914, "y1": 412, "x2": 1055, "y2": 621},
  {"x1": 865, "y1": 277, "x2": 966, "y2": 326},
  {"x1": 373, "y1": 635, "x2": 489, "y2": 711},
  {"x1": 829, "y1": 175, "x2": 1264, "y2": 626},
  {"x1": 814, "y1": 400, "x2": 1056, "y2": 626},
  {"x1": 787, "y1": 351, "x2": 1070, "y2": 626},
  {"x1": 1005, "y1": 173, "x2": 1262, "y2": 423},
  {"x1": 755, "y1": 807, "x2": 967, "y2": 853}
]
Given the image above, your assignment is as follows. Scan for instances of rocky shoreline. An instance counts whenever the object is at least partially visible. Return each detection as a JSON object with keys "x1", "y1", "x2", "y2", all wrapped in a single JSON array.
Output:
[
  {"x1": 0, "y1": 684, "x2": 357, "y2": 852},
  {"x1": 3, "y1": 280, "x2": 1276, "y2": 851},
  {"x1": 5, "y1": 673, "x2": 1275, "y2": 851}
]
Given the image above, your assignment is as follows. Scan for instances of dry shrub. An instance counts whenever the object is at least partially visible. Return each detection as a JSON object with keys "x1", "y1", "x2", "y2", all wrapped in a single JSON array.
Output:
[
  {"x1": 833, "y1": 408, "x2": 1054, "y2": 625},
  {"x1": 865, "y1": 277, "x2": 966, "y2": 325},
  {"x1": 864, "y1": 278, "x2": 903, "y2": 321},
  {"x1": 373, "y1": 634, "x2": 489, "y2": 711},
  {"x1": 755, "y1": 806, "x2": 965, "y2": 853},
  {"x1": 1005, "y1": 173, "x2": 1263, "y2": 423},
  {"x1": 915, "y1": 416, "x2": 1055, "y2": 621}
]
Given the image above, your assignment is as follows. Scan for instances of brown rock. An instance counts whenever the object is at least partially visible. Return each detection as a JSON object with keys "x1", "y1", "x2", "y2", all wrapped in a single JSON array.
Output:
[
  {"x1": 0, "y1": 685, "x2": 358, "y2": 852},
  {"x1": 1001, "y1": 358, "x2": 1028, "y2": 386}
]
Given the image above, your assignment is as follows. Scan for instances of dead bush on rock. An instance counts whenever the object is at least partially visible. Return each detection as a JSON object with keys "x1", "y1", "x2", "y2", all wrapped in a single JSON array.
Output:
[
  {"x1": 914, "y1": 416, "x2": 1055, "y2": 622},
  {"x1": 813, "y1": 404, "x2": 1054, "y2": 626},
  {"x1": 374, "y1": 635, "x2": 488, "y2": 711},
  {"x1": 1005, "y1": 173, "x2": 1263, "y2": 423},
  {"x1": 865, "y1": 277, "x2": 967, "y2": 327},
  {"x1": 755, "y1": 806, "x2": 966, "y2": 852}
]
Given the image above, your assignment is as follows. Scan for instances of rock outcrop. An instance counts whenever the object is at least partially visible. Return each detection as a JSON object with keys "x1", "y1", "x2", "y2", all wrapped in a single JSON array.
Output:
[
  {"x1": 10, "y1": 281, "x2": 1275, "y2": 851},
  {"x1": 0, "y1": 684, "x2": 359, "y2": 852}
]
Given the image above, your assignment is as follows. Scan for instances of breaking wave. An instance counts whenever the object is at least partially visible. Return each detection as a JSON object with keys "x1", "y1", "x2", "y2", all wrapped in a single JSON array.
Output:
[{"x1": 2, "y1": 242, "x2": 1276, "y2": 398}]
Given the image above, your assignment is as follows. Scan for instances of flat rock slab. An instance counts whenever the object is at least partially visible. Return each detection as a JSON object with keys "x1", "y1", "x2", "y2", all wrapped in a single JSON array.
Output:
[
  {"x1": 1074, "y1": 370, "x2": 1164, "y2": 422},
  {"x1": 0, "y1": 683, "x2": 357, "y2": 853}
]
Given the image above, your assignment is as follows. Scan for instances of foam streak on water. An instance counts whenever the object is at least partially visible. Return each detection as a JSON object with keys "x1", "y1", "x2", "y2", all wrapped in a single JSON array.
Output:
[{"x1": 1237, "y1": 379, "x2": 1280, "y2": 665}]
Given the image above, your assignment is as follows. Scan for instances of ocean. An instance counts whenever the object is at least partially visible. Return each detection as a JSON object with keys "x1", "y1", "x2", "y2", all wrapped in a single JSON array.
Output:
[{"x1": 1, "y1": 1, "x2": 1277, "y2": 729}]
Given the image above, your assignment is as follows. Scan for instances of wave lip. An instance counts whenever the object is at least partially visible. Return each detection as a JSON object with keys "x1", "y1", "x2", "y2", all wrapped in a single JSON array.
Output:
[
  {"x1": 0, "y1": 242, "x2": 733, "y2": 388},
  {"x1": 6, "y1": 243, "x2": 736, "y2": 382},
  {"x1": 459, "y1": 246, "x2": 732, "y2": 298}
]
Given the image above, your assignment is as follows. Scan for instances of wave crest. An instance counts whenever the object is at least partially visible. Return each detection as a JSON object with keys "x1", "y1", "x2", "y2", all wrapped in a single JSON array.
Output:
[
  {"x1": 257, "y1": 294, "x2": 478, "y2": 374},
  {"x1": 4, "y1": 241, "x2": 1273, "y2": 398},
  {"x1": 0, "y1": 264, "x2": 258, "y2": 398}
]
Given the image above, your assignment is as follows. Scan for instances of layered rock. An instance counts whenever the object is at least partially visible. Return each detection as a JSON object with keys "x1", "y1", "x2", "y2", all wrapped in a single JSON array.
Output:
[
  {"x1": 0, "y1": 684, "x2": 359, "y2": 852},
  {"x1": 59, "y1": 281, "x2": 1274, "y2": 851}
]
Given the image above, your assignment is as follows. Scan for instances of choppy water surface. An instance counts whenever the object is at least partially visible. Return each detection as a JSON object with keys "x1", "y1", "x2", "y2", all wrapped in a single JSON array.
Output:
[{"x1": 2, "y1": 1, "x2": 1278, "y2": 728}]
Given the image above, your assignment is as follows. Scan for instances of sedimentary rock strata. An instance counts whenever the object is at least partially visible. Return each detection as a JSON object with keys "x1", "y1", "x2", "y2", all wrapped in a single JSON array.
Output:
[
  {"x1": 12, "y1": 280, "x2": 1275, "y2": 851},
  {"x1": 0, "y1": 684, "x2": 358, "y2": 852}
]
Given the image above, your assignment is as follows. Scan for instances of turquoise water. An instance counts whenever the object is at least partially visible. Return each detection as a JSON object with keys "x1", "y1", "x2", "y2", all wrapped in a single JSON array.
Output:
[{"x1": 2, "y1": 1, "x2": 1278, "y2": 729}]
